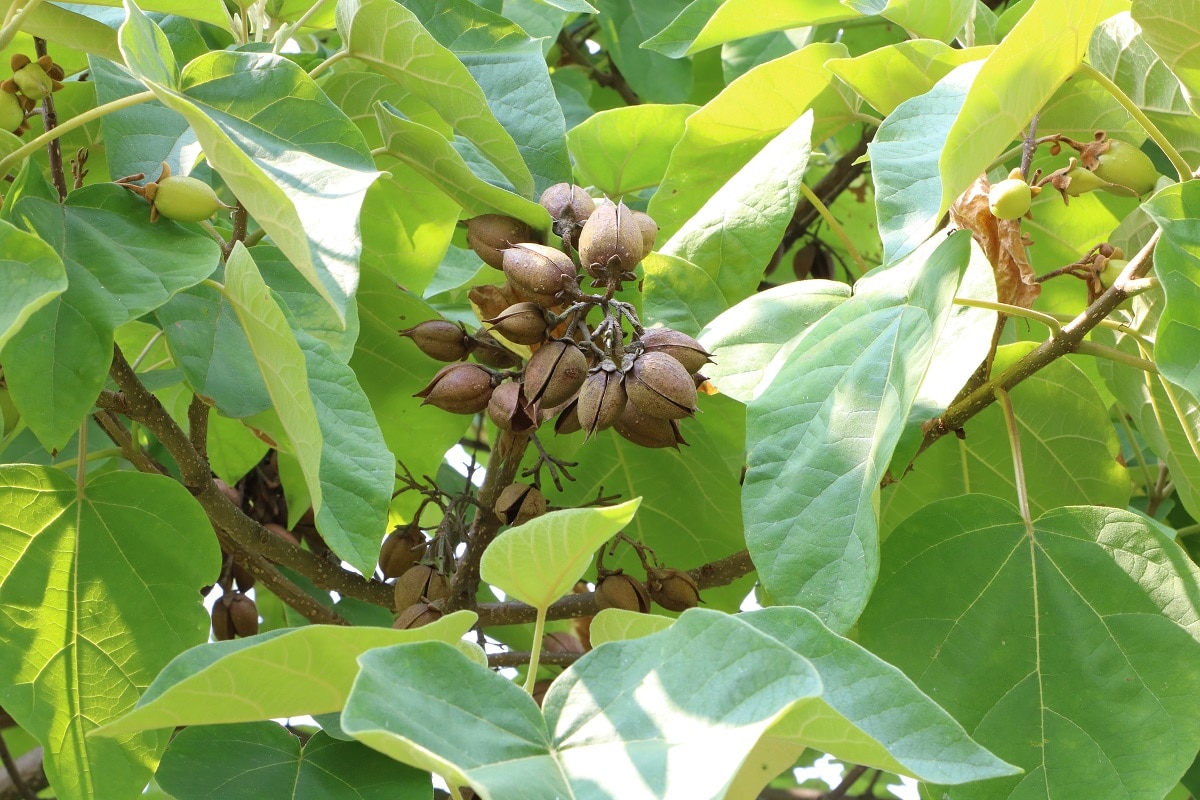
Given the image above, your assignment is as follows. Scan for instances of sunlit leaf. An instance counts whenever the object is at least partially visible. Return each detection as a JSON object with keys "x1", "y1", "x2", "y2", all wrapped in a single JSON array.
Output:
[{"x1": 566, "y1": 104, "x2": 696, "y2": 197}]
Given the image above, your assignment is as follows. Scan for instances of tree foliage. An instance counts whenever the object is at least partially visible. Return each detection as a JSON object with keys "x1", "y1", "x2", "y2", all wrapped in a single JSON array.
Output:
[{"x1": 0, "y1": 1, "x2": 1199, "y2": 799}]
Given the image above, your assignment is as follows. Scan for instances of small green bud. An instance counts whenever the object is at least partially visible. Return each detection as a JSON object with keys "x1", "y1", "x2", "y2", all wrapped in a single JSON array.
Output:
[{"x1": 988, "y1": 176, "x2": 1032, "y2": 220}]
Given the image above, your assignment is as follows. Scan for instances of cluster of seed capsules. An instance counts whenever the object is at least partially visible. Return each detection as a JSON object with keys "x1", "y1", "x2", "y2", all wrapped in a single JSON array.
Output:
[{"x1": 402, "y1": 182, "x2": 714, "y2": 450}]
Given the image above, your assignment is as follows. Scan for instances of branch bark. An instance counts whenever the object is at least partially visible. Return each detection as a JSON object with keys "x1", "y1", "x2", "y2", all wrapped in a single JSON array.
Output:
[
  {"x1": 556, "y1": 29, "x2": 640, "y2": 106},
  {"x1": 782, "y1": 134, "x2": 871, "y2": 253}
]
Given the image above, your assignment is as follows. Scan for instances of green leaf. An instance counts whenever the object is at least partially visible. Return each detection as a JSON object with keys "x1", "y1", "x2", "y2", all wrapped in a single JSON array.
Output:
[
  {"x1": 343, "y1": 611, "x2": 1013, "y2": 798},
  {"x1": 257, "y1": 245, "x2": 360, "y2": 363},
  {"x1": 658, "y1": 110, "x2": 812, "y2": 314},
  {"x1": 649, "y1": 43, "x2": 848, "y2": 242},
  {"x1": 1144, "y1": 181, "x2": 1200, "y2": 397},
  {"x1": 588, "y1": 608, "x2": 675, "y2": 645},
  {"x1": 744, "y1": 231, "x2": 970, "y2": 631},
  {"x1": 1132, "y1": 0, "x2": 1200, "y2": 116},
  {"x1": 401, "y1": 0, "x2": 572, "y2": 195},
  {"x1": 336, "y1": 0, "x2": 533, "y2": 197},
  {"x1": 860, "y1": 496, "x2": 1200, "y2": 799},
  {"x1": 0, "y1": 218, "x2": 66, "y2": 352},
  {"x1": 156, "y1": 723, "x2": 431, "y2": 800},
  {"x1": 23, "y1": 3, "x2": 122, "y2": 62},
  {"x1": 68, "y1": 0, "x2": 233, "y2": 28},
  {"x1": 375, "y1": 104, "x2": 551, "y2": 230},
  {"x1": 827, "y1": 40, "x2": 989, "y2": 116},
  {"x1": 882, "y1": 342, "x2": 1130, "y2": 534},
  {"x1": 119, "y1": 5, "x2": 380, "y2": 322},
  {"x1": 698, "y1": 280, "x2": 851, "y2": 404},
  {"x1": 843, "y1": 0, "x2": 975, "y2": 41},
  {"x1": 120, "y1": 0, "x2": 179, "y2": 86},
  {"x1": 1, "y1": 185, "x2": 220, "y2": 451},
  {"x1": 206, "y1": 413, "x2": 270, "y2": 485},
  {"x1": 0, "y1": 467, "x2": 219, "y2": 800},
  {"x1": 566, "y1": 104, "x2": 697, "y2": 197},
  {"x1": 643, "y1": 0, "x2": 858, "y2": 58},
  {"x1": 481, "y1": 499, "x2": 641, "y2": 609},
  {"x1": 641, "y1": 252, "x2": 728, "y2": 338},
  {"x1": 95, "y1": 612, "x2": 477, "y2": 736},
  {"x1": 594, "y1": 0, "x2": 694, "y2": 103}
]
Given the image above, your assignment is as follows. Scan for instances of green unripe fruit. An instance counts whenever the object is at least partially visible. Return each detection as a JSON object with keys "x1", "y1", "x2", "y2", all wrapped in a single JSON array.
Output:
[
  {"x1": 1063, "y1": 165, "x2": 1108, "y2": 197},
  {"x1": 0, "y1": 92, "x2": 23, "y2": 133},
  {"x1": 152, "y1": 175, "x2": 225, "y2": 222},
  {"x1": 1099, "y1": 258, "x2": 1127, "y2": 289},
  {"x1": 13, "y1": 61, "x2": 53, "y2": 101},
  {"x1": 1093, "y1": 140, "x2": 1159, "y2": 197},
  {"x1": 988, "y1": 177, "x2": 1032, "y2": 220}
]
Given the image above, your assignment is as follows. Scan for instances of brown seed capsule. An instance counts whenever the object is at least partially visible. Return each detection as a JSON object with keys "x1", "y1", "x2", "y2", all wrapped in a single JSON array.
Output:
[
  {"x1": 212, "y1": 591, "x2": 259, "y2": 640},
  {"x1": 647, "y1": 568, "x2": 700, "y2": 612},
  {"x1": 540, "y1": 183, "x2": 596, "y2": 248},
  {"x1": 393, "y1": 602, "x2": 443, "y2": 629},
  {"x1": 393, "y1": 564, "x2": 450, "y2": 611},
  {"x1": 629, "y1": 209, "x2": 658, "y2": 255},
  {"x1": 487, "y1": 381, "x2": 538, "y2": 433},
  {"x1": 531, "y1": 678, "x2": 554, "y2": 708},
  {"x1": 415, "y1": 363, "x2": 494, "y2": 415},
  {"x1": 554, "y1": 398, "x2": 583, "y2": 435},
  {"x1": 399, "y1": 319, "x2": 471, "y2": 362},
  {"x1": 595, "y1": 571, "x2": 651, "y2": 613},
  {"x1": 639, "y1": 328, "x2": 713, "y2": 375},
  {"x1": 484, "y1": 302, "x2": 550, "y2": 346},
  {"x1": 472, "y1": 329, "x2": 523, "y2": 369},
  {"x1": 577, "y1": 364, "x2": 628, "y2": 438},
  {"x1": 578, "y1": 201, "x2": 644, "y2": 279},
  {"x1": 525, "y1": 340, "x2": 588, "y2": 408},
  {"x1": 231, "y1": 561, "x2": 256, "y2": 592},
  {"x1": 502, "y1": 243, "x2": 578, "y2": 305},
  {"x1": 614, "y1": 400, "x2": 688, "y2": 450},
  {"x1": 626, "y1": 351, "x2": 698, "y2": 420},
  {"x1": 467, "y1": 214, "x2": 534, "y2": 270},
  {"x1": 495, "y1": 482, "x2": 548, "y2": 526},
  {"x1": 264, "y1": 522, "x2": 300, "y2": 546},
  {"x1": 543, "y1": 632, "x2": 585, "y2": 653},
  {"x1": 379, "y1": 523, "x2": 426, "y2": 579}
]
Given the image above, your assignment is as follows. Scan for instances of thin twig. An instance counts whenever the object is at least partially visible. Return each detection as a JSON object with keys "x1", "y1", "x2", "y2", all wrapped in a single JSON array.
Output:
[
  {"x1": 826, "y1": 765, "x2": 868, "y2": 800},
  {"x1": 0, "y1": 732, "x2": 37, "y2": 800},
  {"x1": 487, "y1": 650, "x2": 583, "y2": 669},
  {"x1": 33, "y1": 38, "x2": 66, "y2": 200},
  {"x1": 556, "y1": 29, "x2": 640, "y2": 105},
  {"x1": 1019, "y1": 113, "x2": 1040, "y2": 181},
  {"x1": 783, "y1": 134, "x2": 871, "y2": 252}
]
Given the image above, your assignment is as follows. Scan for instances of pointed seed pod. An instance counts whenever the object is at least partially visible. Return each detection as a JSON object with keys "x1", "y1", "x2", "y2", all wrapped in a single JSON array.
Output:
[
  {"x1": 647, "y1": 568, "x2": 700, "y2": 612},
  {"x1": 467, "y1": 214, "x2": 534, "y2": 269},
  {"x1": 540, "y1": 183, "x2": 596, "y2": 247},
  {"x1": 502, "y1": 243, "x2": 578, "y2": 304},
  {"x1": 485, "y1": 302, "x2": 551, "y2": 346},
  {"x1": 554, "y1": 398, "x2": 583, "y2": 435},
  {"x1": 495, "y1": 482, "x2": 547, "y2": 526},
  {"x1": 400, "y1": 319, "x2": 472, "y2": 362},
  {"x1": 231, "y1": 561, "x2": 256, "y2": 592},
  {"x1": 638, "y1": 328, "x2": 713, "y2": 375},
  {"x1": 415, "y1": 363, "x2": 494, "y2": 415},
  {"x1": 614, "y1": 400, "x2": 687, "y2": 450},
  {"x1": 629, "y1": 209, "x2": 658, "y2": 255},
  {"x1": 393, "y1": 564, "x2": 450, "y2": 611},
  {"x1": 525, "y1": 340, "x2": 587, "y2": 407},
  {"x1": 487, "y1": 381, "x2": 538, "y2": 433},
  {"x1": 626, "y1": 351, "x2": 698, "y2": 420},
  {"x1": 151, "y1": 174, "x2": 227, "y2": 223},
  {"x1": 1092, "y1": 139, "x2": 1160, "y2": 197},
  {"x1": 472, "y1": 329, "x2": 522, "y2": 369},
  {"x1": 379, "y1": 523, "x2": 426, "y2": 579},
  {"x1": 578, "y1": 201, "x2": 644, "y2": 279},
  {"x1": 577, "y1": 364, "x2": 628, "y2": 438},
  {"x1": 393, "y1": 602, "x2": 443, "y2": 629},
  {"x1": 212, "y1": 591, "x2": 259, "y2": 640},
  {"x1": 595, "y1": 571, "x2": 651, "y2": 612}
]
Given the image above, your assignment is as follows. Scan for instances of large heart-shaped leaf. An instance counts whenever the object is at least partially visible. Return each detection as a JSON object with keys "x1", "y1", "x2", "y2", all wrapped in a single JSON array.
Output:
[
  {"x1": 0, "y1": 217, "x2": 66, "y2": 352},
  {"x1": 744, "y1": 231, "x2": 970, "y2": 631},
  {"x1": 1132, "y1": 0, "x2": 1200, "y2": 116},
  {"x1": 0, "y1": 467, "x2": 219, "y2": 800},
  {"x1": 1143, "y1": 181, "x2": 1200, "y2": 397},
  {"x1": 860, "y1": 496, "x2": 1200, "y2": 799},
  {"x1": 156, "y1": 723, "x2": 431, "y2": 800},
  {"x1": 95, "y1": 612, "x2": 477, "y2": 736},
  {"x1": 566, "y1": 104, "x2": 696, "y2": 197}
]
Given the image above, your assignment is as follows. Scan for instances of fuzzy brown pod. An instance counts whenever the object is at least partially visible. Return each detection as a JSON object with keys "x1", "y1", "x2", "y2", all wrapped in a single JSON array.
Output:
[
  {"x1": 578, "y1": 201, "x2": 644, "y2": 279},
  {"x1": 525, "y1": 340, "x2": 587, "y2": 408},
  {"x1": 629, "y1": 209, "x2": 658, "y2": 255},
  {"x1": 487, "y1": 381, "x2": 538, "y2": 433},
  {"x1": 553, "y1": 398, "x2": 583, "y2": 435},
  {"x1": 485, "y1": 302, "x2": 550, "y2": 346},
  {"x1": 212, "y1": 591, "x2": 259, "y2": 640},
  {"x1": 379, "y1": 523, "x2": 426, "y2": 579},
  {"x1": 467, "y1": 214, "x2": 534, "y2": 269},
  {"x1": 393, "y1": 602, "x2": 444, "y2": 629},
  {"x1": 495, "y1": 482, "x2": 547, "y2": 526},
  {"x1": 625, "y1": 351, "x2": 698, "y2": 420},
  {"x1": 471, "y1": 329, "x2": 522, "y2": 369},
  {"x1": 577, "y1": 364, "x2": 628, "y2": 438},
  {"x1": 502, "y1": 243, "x2": 578, "y2": 305},
  {"x1": 595, "y1": 571, "x2": 651, "y2": 612},
  {"x1": 231, "y1": 561, "x2": 256, "y2": 592},
  {"x1": 399, "y1": 319, "x2": 472, "y2": 362},
  {"x1": 415, "y1": 363, "x2": 494, "y2": 414},
  {"x1": 614, "y1": 400, "x2": 687, "y2": 450},
  {"x1": 540, "y1": 183, "x2": 596, "y2": 248},
  {"x1": 263, "y1": 522, "x2": 300, "y2": 546},
  {"x1": 393, "y1": 564, "x2": 451, "y2": 611},
  {"x1": 950, "y1": 175, "x2": 1039, "y2": 310},
  {"x1": 647, "y1": 568, "x2": 700, "y2": 612},
  {"x1": 638, "y1": 329, "x2": 713, "y2": 375}
]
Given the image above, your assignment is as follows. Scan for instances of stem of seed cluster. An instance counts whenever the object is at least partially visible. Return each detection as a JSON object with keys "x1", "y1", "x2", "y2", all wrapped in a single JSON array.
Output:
[
  {"x1": 522, "y1": 606, "x2": 547, "y2": 695},
  {"x1": 1078, "y1": 62, "x2": 1192, "y2": 180}
]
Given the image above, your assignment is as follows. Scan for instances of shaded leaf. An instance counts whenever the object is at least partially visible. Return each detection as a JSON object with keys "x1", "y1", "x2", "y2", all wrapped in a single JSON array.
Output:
[
  {"x1": 0, "y1": 218, "x2": 66, "y2": 352},
  {"x1": 827, "y1": 40, "x2": 989, "y2": 116},
  {"x1": 588, "y1": 608, "x2": 674, "y2": 645},
  {"x1": 1143, "y1": 180, "x2": 1200, "y2": 396},
  {"x1": 594, "y1": 0, "x2": 693, "y2": 103}
]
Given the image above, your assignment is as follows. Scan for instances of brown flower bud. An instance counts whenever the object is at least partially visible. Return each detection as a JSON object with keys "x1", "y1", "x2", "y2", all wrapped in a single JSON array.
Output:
[
  {"x1": 487, "y1": 381, "x2": 538, "y2": 433},
  {"x1": 399, "y1": 319, "x2": 471, "y2": 362},
  {"x1": 495, "y1": 482, "x2": 548, "y2": 526},
  {"x1": 639, "y1": 328, "x2": 713, "y2": 375},
  {"x1": 393, "y1": 564, "x2": 450, "y2": 611},
  {"x1": 415, "y1": 363, "x2": 494, "y2": 415},
  {"x1": 554, "y1": 398, "x2": 583, "y2": 435},
  {"x1": 472, "y1": 329, "x2": 522, "y2": 369},
  {"x1": 647, "y1": 568, "x2": 700, "y2": 612},
  {"x1": 577, "y1": 363, "x2": 628, "y2": 438},
  {"x1": 626, "y1": 351, "x2": 698, "y2": 420},
  {"x1": 595, "y1": 571, "x2": 651, "y2": 612},
  {"x1": 484, "y1": 302, "x2": 550, "y2": 346},
  {"x1": 212, "y1": 591, "x2": 259, "y2": 640},
  {"x1": 629, "y1": 209, "x2": 658, "y2": 255},
  {"x1": 467, "y1": 214, "x2": 534, "y2": 269},
  {"x1": 502, "y1": 243, "x2": 578, "y2": 305},
  {"x1": 379, "y1": 523, "x2": 426, "y2": 579},
  {"x1": 393, "y1": 602, "x2": 443, "y2": 629},
  {"x1": 578, "y1": 201, "x2": 644, "y2": 279},
  {"x1": 540, "y1": 183, "x2": 596, "y2": 248},
  {"x1": 525, "y1": 340, "x2": 587, "y2": 408},
  {"x1": 614, "y1": 400, "x2": 688, "y2": 450}
]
